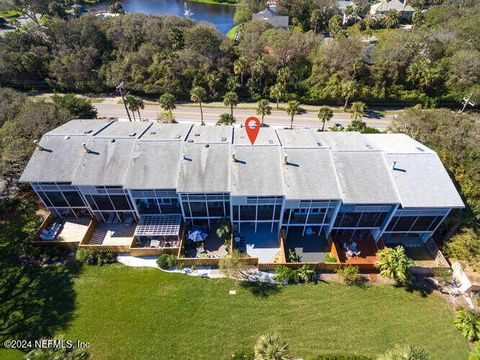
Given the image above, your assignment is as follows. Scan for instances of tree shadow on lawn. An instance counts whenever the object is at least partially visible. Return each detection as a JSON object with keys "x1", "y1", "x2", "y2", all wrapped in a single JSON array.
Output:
[
  {"x1": 240, "y1": 281, "x2": 282, "y2": 298},
  {"x1": 0, "y1": 260, "x2": 81, "y2": 342}
]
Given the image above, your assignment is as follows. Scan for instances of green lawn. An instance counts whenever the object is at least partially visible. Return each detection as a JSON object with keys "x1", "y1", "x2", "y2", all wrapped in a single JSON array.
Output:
[
  {"x1": 227, "y1": 24, "x2": 240, "y2": 39},
  {"x1": 2, "y1": 265, "x2": 469, "y2": 359}
]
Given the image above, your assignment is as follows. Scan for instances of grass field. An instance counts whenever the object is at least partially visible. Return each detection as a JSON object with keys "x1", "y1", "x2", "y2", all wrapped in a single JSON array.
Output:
[
  {"x1": 2, "y1": 265, "x2": 469, "y2": 359},
  {"x1": 226, "y1": 24, "x2": 240, "y2": 39}
]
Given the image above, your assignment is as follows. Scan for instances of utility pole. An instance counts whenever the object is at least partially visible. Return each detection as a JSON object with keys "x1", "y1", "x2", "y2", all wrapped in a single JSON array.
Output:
[
  {"x1": 458, "y1": 93, "x2": 475, "y2": 114},
  {"x1": 116, "y1": 81, "x2": 132, "y2": 122}
]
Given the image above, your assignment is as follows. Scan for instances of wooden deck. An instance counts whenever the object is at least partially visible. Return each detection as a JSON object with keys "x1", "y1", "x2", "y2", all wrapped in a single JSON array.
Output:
[
  {"x1": 33, "y1": 214, "x2": 95, "y2": 249},
  {"x1": 334, "y1": 236, "x2": 385, "y2": 265}
]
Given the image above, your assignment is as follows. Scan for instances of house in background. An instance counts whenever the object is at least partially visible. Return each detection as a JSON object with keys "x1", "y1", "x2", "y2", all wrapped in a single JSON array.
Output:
[
  {"x1": 20, "y1": 121, "x2": 463, "y2": 266},
  {"x1": 369, "y1": 0, "x2": 415, "y2": 18},
  {"x1": 252, "y1": 5, "x2": 289, "y2": 29}
]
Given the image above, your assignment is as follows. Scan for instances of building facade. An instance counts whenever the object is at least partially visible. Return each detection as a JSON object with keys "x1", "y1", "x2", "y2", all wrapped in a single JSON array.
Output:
[{"x1": 20, "y1": 121, "x2": 464, "y2": 249}]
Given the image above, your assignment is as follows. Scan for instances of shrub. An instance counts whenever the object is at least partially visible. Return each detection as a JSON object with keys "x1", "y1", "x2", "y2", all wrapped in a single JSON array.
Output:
[
  {"x1": 444, "y1": 228, "x2": 480, "y2": 272},
  {"x1": 274, "y1": 265, "x2": 298, "y2": 283},
  {"x1": 454, "y1": 308, "x2": 480, "y2": 341},
  {"x1": 254, "y1": 333, "x2": 289, "y2": 360},
  {"x1": 156, "y1": 254, "x2": 177, "y2": 269},
  {"x1": 76, "y1": 249, "x2": 117, "y2": 266},
  {"x1": 25, "y1": 340, "x2": 90, "y2": 359},
  {"x1": 297, "y1": 264, "x2": 315, "y2": 283},
  {"x1": 432, "y1": 267, "x2": 454, "y2": 286},
  {"x1": 375, "y1": 344, "x2": 429, "y2": 360},
  {"x1": 376, "y1": 246, "x2": 413, "y2": 286},
  {"x1": 219, "y1": 250, "x2": 249, "y2": 280},
  {"x1": 75, "y1": 248, "x2": 95, "y2": 263},
  {"x1": 287, "y1": 248, "x2": 298, "y2": 262},
  {"x1": 336, "y1": 265, "x2": 360, "y2": 285},
  {"x1": 52, "y1": 93, "x2": 97, "y2": 118},
  {"x1": 324, "y1": 253, "x2": 337, "y2": 263}
]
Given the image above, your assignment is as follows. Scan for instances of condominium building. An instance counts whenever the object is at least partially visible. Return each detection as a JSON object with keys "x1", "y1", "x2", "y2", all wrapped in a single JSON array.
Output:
[{"x1": 20, "y1": 120, "x2": 463, "y2": 263}]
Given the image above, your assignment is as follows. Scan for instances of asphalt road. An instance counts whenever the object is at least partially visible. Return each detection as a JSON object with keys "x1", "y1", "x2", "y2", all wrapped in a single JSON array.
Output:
[{"x1": 93, "y1": 102, "x2": 396, "y2": 131}]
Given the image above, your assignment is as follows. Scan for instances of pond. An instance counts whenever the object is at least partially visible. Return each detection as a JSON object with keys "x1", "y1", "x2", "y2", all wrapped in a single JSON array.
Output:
[{"x1": 90, "y1": 0, "x2": 236, "y2": 34}]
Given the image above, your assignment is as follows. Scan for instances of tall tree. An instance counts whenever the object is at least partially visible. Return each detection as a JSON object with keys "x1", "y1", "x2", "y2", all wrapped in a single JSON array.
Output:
[
  {"x1": 190, "y1": 86, "x2": 207, "y2": 126},
  {"x1": 233, "y1": 58, "x2": 248, "y2": 88},
  {"x1": 223, "y1": 91, "x2": 239, "y2": 117},
  {"x1": 256, "y1": 99, "x2": 272, "y2": 125},
  {"x1": 159, "y1": 93, "x2": 176, "y2": 111},
  {"x1": 341, "y1": 81, "x2": 360, "y2": 110},
  {"x1": 269, "y1": 84, "x2": 286, "y2": 109},
  {"x1": 317, "y1": 106, "x2": 333, "y2": 131},
  {"x1": 124, "y1": 95, "x2": 144, "y2": 121},
  {"x1": 285, "y1": 100, "x2": 302, "y2": 129},
  {"x1": 349, "y1": 101, "x2": 366, "y2": 120}
]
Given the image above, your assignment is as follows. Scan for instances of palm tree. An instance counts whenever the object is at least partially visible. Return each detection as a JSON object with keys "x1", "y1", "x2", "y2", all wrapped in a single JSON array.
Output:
[
  {"x1": 252, "y1": 60, "x2": 267, "y2": 91},
  {"x1": 383, "y1": 10, "x2": 400, "y2": 29},
  {"x1": 159, "y1": 93, "x2": 176, "y2": 124},
  {"x1": 254, "y1": 333, "x2": 289, "y2": 360},
  {"x1": 269, "y1": 84, "x2": 286, "y2": 109},
  {"x1": 124, "y1": 94, "x2": 144, "y2": 121},
  {"x1": 317, "y1": 106, "x2": 333, "y2": 131},
  {"x1": 256, "y1": 99, "x2": 272, "y2": 125},
  {"x1": 216, "y1": 113, "x2": 235, "y2": 125},
  {"x1": 341, "y1": 80, "x2": 359, "y2": 110},
  {"x1": 377, "y1": 344, "x2": 429, "y2": 360},
  {"x1": 349, "y1": 101, "x2": 366, "y2": 120},
  {"x1": 159, "y1": 93, "x2": 176, "y2": 111},
  {"x1": 190, "y1": 86, "x2": 207, "y2": 126},
  {"x1": 223, "y1": 91, "x2": 239, "y2": 117},
  {"x1": 376, "y1": 246, "x2": 413, "y2": 286},
  {"x1": 285, "y1": 100, "x2": 302, "y2": 129},
  {"x1": 233, "y1": 57, "x2": 248, "y2": 88}
]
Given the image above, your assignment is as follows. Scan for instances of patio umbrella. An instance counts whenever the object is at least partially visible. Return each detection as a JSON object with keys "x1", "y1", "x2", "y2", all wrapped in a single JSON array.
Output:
[{"x1": 188, "y1": 230, "x2": 208, "y2": 242}]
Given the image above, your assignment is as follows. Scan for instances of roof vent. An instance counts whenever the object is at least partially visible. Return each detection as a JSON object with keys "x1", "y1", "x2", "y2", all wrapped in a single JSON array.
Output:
[
  {"x1": 284, "y1": 155, "x2": 289, "y2": 165},
  {"x1": 182, "y1": 153, "x2": 188, "y2": 160},
  {"x1": 82, "y1": 142, "x2": 91, "y2": 153},
  {"x1": 129, "y1": 132, "x2": 137, "y2": 137},
  {"x1": 84, "y1": 130, "x2": 93, "y2": 134},
  {"x1": 175, "y1": 135, "x2": 181, "y2": 139},
  {"x1": 111, "y1": 139, "x2": 116, "y2": 143},
  {"x1": 33, "y1": 139, "x2": 45, "y2": 151},
  {"x1": 64, "y1": 136, "x2": 70, "y2": 140},
  {"x1": 268, "y1": 140, "x2": 274, "y2": 144},
  {"x1": 232, "y1": 153, "x2": 238, "y2": 162},
  {"x1": 416, "y1": 147, "x2": 425, "y2": 152},
  {"x1": 392, "y1": 161, "x2": 397, "y2": 170},
  {"x1": 194, "y1": 133, "x2": 200, "y2": 137},
  {"x1": 205, "y1": 144, "x2": 209, "y2": 148},
  {"x1": 221, "y1": 137, "x2": 227, "y2": 142},
  {"x1": 150, "y1": 131, "x2": 157, "y2": 135}
]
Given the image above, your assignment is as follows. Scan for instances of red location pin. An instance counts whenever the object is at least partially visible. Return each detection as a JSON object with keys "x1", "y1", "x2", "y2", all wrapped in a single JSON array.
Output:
[{"x1": 245, "y1": 117, "x2": 261, "y2": 145}]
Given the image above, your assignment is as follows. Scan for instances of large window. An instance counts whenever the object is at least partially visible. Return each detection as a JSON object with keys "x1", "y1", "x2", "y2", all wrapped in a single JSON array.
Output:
[
  {"x1": 62, "y1": 191, "x2": 85, "y2": 207},
  {"x1": 136, "y1": 198, "x2": 160, "y2": 214},
  {"x1": 91, "y1": 195, "x2": 114, "y2": 210},
  {"x1": 46, "y1": 192, "x2": 68, "y2": 207},
  {"x1": 239, "y1": 205, "x2": 256, "y2": 220},
  {"x1": 190, "y1": 202, "x2": 208, "y2": 217},
  {"x1": 110, "y1": 195, "x2": 132, "y2": 210}
]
